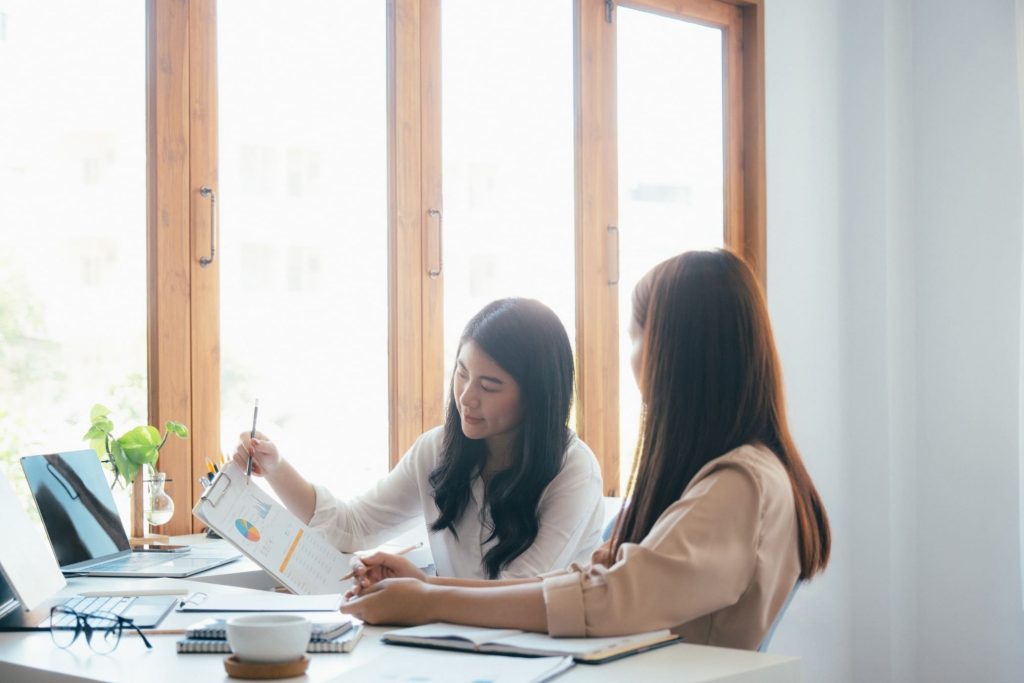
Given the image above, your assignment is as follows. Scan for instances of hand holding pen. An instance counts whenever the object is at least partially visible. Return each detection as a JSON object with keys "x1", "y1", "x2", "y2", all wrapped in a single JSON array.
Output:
[
  {"x1": 233, "y1": 429, "x2": 283, "y2": 477},
  {"x1": 343, "y1": 543, "x2": 426, "y2": 597}
]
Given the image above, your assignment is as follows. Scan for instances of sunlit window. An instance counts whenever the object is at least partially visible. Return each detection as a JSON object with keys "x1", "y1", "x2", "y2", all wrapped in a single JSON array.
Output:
[
  {"x1": 0, "y1": 1, "x2": 145, "y2": 518},
  {"x1": 217, "y1": 1, "x2": 387, "y2": 499}
]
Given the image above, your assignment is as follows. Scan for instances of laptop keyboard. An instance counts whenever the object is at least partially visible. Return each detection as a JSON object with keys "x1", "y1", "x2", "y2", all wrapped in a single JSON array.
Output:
[{"x1": 50, "y1": 596, "x2": 137, "y2": 626}]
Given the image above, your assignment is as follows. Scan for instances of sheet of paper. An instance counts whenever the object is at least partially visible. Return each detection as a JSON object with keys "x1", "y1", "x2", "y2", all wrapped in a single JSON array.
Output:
[
  {"x1": 176, "y1": 590, "x2": 342, "y2": 612},
  {"x1": 493, "y1": 629, "x2": 673, "y2": 655},
  {"x1": 330, "y1": 649, "x2": 574, "y2": 683},
  {"x1": 193, "y1": 462, "x2": 354, "y2": 595},
  {"x1": 387, "y1": 623, "x2": 524, "y2": 646}
]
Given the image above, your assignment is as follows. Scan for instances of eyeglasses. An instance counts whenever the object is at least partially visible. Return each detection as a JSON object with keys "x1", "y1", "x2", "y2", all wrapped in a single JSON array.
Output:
[{"x1": 49, "y1": 606, "x2": 153, "y2": 653}]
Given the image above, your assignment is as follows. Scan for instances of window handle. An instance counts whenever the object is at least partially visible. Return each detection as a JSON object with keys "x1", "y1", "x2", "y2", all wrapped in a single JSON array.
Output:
[
  {"x1": 608, "y1": 224, "x2": 619, "y2": 285},
  {"x1": 199, "y1": 186, "x2": 217, "y2": 267},
  {"x1": 427, "y1": 207, "x2": 443, "y2": 278}
]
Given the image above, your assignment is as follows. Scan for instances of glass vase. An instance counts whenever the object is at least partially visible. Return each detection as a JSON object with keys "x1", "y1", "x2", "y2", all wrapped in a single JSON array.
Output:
[{"x1": 144, "y1": 469, "x2": 175, "y2": 527}]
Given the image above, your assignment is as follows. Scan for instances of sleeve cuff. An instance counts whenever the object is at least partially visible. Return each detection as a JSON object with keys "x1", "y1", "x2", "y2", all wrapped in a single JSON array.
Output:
[
  {"x1": 537, "y1": 567, "x2": 572, "y2": 579},
  {"x1": 542, "y1": 572, "x2": 587, "y2": 637},
  {"x1": 308, "y1": 483, "x2": 336, "y2": 528}
]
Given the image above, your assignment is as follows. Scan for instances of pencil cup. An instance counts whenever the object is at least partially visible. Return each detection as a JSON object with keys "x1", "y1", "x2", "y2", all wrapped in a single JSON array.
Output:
[{"x1": 226, "y1": 614, "x2": 311, "y2": 663}]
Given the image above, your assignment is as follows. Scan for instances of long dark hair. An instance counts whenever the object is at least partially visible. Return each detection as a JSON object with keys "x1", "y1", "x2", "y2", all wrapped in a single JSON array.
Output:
[
  {"x1": 611, "y1": 250, "x2": 831, "y2": 579},
  {"x1": 429, "y1": 298, "x2": 575, "y2": 578}
]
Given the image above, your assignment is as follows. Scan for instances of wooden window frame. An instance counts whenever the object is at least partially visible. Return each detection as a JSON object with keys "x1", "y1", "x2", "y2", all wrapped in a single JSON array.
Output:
[
  {"x1": 143, "y1": 0, "x2": 763, "y2": 532},
  {"x1": 575, "y1": 0, "x2": 764, "y2": 495}
]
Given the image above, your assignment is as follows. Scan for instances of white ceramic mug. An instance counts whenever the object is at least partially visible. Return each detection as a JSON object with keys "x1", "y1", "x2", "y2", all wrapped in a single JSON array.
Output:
[{"x1": 226, "y1": 614, "x2": 312, "y2": 663}]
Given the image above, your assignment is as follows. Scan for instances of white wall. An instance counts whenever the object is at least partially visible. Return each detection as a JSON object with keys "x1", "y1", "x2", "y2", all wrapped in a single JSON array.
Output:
[
  {"x1": 762, "y1": 1, "x2": 851, "y2": 681},
  {"x1": 913, "y1": 1, "x2": 1024, "y2": 680},
  {"x1": 765, "y1": 0, "x2": 1024, "y2": 681}
]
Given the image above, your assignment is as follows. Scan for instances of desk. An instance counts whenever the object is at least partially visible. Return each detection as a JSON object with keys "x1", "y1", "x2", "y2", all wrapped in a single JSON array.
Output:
[{"x1": 0, "y1": 539, "x2": 799, "y2": 682}]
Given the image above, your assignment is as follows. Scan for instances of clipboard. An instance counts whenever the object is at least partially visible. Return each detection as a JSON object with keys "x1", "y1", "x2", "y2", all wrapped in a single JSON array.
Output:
[{"x1": 193, "y1": 463, "x2": 355, "y2": 596}]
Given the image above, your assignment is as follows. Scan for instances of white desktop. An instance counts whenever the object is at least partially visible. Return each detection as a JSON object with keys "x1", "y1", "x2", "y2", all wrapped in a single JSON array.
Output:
[{"x1": 0, "y1": 467, "x2": 799, "y2": 682}]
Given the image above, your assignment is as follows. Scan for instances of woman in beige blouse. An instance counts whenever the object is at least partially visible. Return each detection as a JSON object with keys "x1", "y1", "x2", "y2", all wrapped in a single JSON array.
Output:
[{"x1": 341, "y1": 249, "x2": 832, "y2": 650}]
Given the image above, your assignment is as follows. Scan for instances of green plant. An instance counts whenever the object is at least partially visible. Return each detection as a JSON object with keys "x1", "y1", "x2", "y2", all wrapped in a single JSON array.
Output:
[{"x1": 83, "y1": 404, "x2": 189, "y2": 487}]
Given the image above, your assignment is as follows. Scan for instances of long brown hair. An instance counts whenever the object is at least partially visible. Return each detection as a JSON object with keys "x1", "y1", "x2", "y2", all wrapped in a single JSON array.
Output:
[{"x1": 611, "y1": 250, "x2": 830, "y2": 579}]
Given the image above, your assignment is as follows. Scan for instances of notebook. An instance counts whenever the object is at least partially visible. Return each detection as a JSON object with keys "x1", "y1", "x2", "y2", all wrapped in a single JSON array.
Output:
[
  {"x1": 176, "y1": 624, "x2": 364, "y2": 654},
  {"x1": 185, "y1": 615, "x2": 352, "y2": 641},
  {"x1": 382, "y1": 623, "x2": 682, "y2": 664},
  {"x1": 0, "y1": 469, "x2": 175, "y2": 631},
  {"x1": 20, "y1": 450, "x2": 239, "y2": 578}
]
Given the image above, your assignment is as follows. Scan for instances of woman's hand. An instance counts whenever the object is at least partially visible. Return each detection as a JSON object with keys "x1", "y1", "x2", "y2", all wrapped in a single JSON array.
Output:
[
  {"x1": 340, "y1": 578, "x2": 436, "y2": 625},
  {"x1": 346, "y1": 552, "x2": 427, "y2": 598},
  {"x1": 232, "y1": 431, "x2": 282, "y2": 476},
  {"x1": 591, "y1": 539, "x2": 615, "y2": 567}
]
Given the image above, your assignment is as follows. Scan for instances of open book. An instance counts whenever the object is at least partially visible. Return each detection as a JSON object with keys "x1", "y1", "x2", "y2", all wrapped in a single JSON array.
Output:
[{"x1": 382, "y1": 623, "x2": 681, "y2": 664}]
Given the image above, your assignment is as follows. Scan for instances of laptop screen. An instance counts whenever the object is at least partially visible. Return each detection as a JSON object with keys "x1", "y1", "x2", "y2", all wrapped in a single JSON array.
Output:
[{"x1": 21, "y1": 450, "x2": 131, "y2": 568}]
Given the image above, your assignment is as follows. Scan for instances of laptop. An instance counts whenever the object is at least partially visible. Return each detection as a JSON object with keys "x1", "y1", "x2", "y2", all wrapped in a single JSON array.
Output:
[
  {"x1": 0, "y1": 469, "x2": 176, "y2": 630},
  {"x1": 21, "y1": 450, "x2": 240, "y2": 578}
]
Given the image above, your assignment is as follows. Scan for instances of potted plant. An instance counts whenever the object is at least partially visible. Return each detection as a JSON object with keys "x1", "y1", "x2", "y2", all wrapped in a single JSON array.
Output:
[{"x1": 83, "y1": 404, "x2": 189, "y2": 488}]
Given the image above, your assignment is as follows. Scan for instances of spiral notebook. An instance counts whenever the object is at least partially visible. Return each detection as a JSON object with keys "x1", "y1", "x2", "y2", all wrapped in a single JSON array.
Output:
[
  {"x1": 185, "y1": 615, "x2": 352, "y2": 641},
  {"x1": 176, "y1": 624, "x2": 363, "y2": 654},
  {"x1": 192, "y1": 463, "x2": 355, "y2": 595}
]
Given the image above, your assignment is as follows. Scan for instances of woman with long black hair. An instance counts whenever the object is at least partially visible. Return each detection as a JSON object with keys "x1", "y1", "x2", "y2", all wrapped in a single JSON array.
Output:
[
  {"x1": 341, "y1": 250, "x2": 831, "y2": 650},
  {"x1": 233, "y1": 298, "x2": 604, "y2": 580}
]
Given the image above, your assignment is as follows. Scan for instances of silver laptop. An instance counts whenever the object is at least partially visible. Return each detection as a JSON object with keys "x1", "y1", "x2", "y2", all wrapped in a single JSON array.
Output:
[
  {"x1": 21, "y1": 450, "x2": 240, "y2": 578},
  {"x1": 0, "y1": 469, "x2": 176, "y2": 630}
]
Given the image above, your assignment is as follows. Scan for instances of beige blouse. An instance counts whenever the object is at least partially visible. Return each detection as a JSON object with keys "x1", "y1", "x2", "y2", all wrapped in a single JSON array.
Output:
[{"x1": 541, "y1": 444, "x2": 801, "y2": 650}]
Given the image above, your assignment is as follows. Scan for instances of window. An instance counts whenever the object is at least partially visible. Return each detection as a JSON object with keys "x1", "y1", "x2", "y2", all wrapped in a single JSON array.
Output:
[
  {"x1": 216, "y1": 1, "x2": 388, "y2": 499},
  {"x1": 0, "y1": 1, "x2": 145, "y2": 521},
  {"x1": 616, "y1": 5, "x2": 728, "y2": 489},
  {"x1": 0, "y1": 1, "x2": 763, "y2": 533},
  {"x1": 440, "y1": 1, "x2": 576, "y2": 408}
]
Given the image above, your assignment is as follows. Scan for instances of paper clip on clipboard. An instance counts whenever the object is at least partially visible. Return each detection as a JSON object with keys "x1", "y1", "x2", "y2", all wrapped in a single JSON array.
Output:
[{"x1": 199, "y1": 470, "x2": 232, "y2": 508}]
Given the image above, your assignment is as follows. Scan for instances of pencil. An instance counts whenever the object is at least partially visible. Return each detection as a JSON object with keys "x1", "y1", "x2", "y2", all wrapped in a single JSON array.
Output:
[
  {"x1": 246, "y1": 399, "x2": 259, "y2": 485},
  {"x1": 341, "y1": 542, "x2": 423, "y2": 581}
]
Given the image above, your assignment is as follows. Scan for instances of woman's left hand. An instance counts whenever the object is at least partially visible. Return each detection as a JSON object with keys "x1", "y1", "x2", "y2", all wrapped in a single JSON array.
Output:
[{"x1": 340, "y1": 578, "x2": 436, "y2": 625}]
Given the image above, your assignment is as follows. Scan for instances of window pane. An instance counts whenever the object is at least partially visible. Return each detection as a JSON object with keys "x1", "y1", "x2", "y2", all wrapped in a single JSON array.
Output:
[
  {"x1": 617, "y1": 8, "x2": 725, "y2": 490},
  {"x1": 218, "y1": 1, "x2": 387, "y2": 499},
  {"x1": 441, "y1": 0, "x2": 575, "y2": 411},
  {"x1": 0, "y1": 2, "x2": 145, "y2": 517}
]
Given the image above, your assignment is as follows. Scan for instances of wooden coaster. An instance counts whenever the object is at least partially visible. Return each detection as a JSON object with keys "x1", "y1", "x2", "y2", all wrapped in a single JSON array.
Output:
[{"x1": 223, "y1": 654, "x2": 309, "y2": 679}]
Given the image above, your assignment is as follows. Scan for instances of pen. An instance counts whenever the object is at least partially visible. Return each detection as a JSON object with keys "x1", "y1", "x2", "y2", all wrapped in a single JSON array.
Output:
[
  {"x1": 247, "y1": 399, "x2": 259, "y2": 485},
  {"x1": 341, "y1": 542, "x2": 423, "y2": 581}
]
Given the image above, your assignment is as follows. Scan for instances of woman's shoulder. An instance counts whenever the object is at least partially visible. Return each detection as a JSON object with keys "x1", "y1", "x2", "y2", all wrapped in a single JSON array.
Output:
[
  {"x1": 558, "y1": 430, "x2": 603, "y2": 478},
  {"x1": 690, "y1": 443, "x2": 790, "y2": 502},
  {"x1": 399, "y1": 425, "x2": 446, "y2": 468}
]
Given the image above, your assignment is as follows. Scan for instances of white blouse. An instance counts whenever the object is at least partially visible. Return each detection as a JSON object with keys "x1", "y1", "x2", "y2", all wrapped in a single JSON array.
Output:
[{"x1": 308, "y1": 426, "x2": 604, "y2": 579}]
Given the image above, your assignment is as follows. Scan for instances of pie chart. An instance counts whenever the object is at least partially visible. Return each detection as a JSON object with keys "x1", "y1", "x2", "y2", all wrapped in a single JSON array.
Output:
[{"x1": 235, "y1": 518, "x2": 261, "y2": 542}]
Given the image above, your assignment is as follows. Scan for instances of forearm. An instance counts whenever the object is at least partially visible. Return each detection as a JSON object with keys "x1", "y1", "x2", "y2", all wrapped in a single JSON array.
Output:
[
  {"x1": 263, "y1": 460, "x2": 317, "y2": 523},
  {"x1": 428, "y1": 576, "x2": 541, "y2": 588},
  {"x1": 430, "y1": 583, "x2": 548, "y2": 632}
]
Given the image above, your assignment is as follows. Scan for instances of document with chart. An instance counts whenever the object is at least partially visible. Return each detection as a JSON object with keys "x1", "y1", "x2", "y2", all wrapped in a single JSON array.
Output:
[{"x1": 193, "y1": 462, "x2": 354, "y2": 595}]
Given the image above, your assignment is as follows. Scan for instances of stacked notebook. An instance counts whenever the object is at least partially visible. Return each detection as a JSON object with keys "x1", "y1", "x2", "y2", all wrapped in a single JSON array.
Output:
[
  {"x1": 382, "y1": 623, "x2": 681, "y2": 664},
  {"x1": 176, "y1": 616, "x2": 362, "y2": 654}
]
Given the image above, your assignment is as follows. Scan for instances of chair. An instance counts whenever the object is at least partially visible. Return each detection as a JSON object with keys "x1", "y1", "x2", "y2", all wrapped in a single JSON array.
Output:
[
  {"x1": 600, "y1": 497, "x2": 623, "y2": 541},
  {"x1": 758, "y1": 581, "x2": 800, "y2": 652}
]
